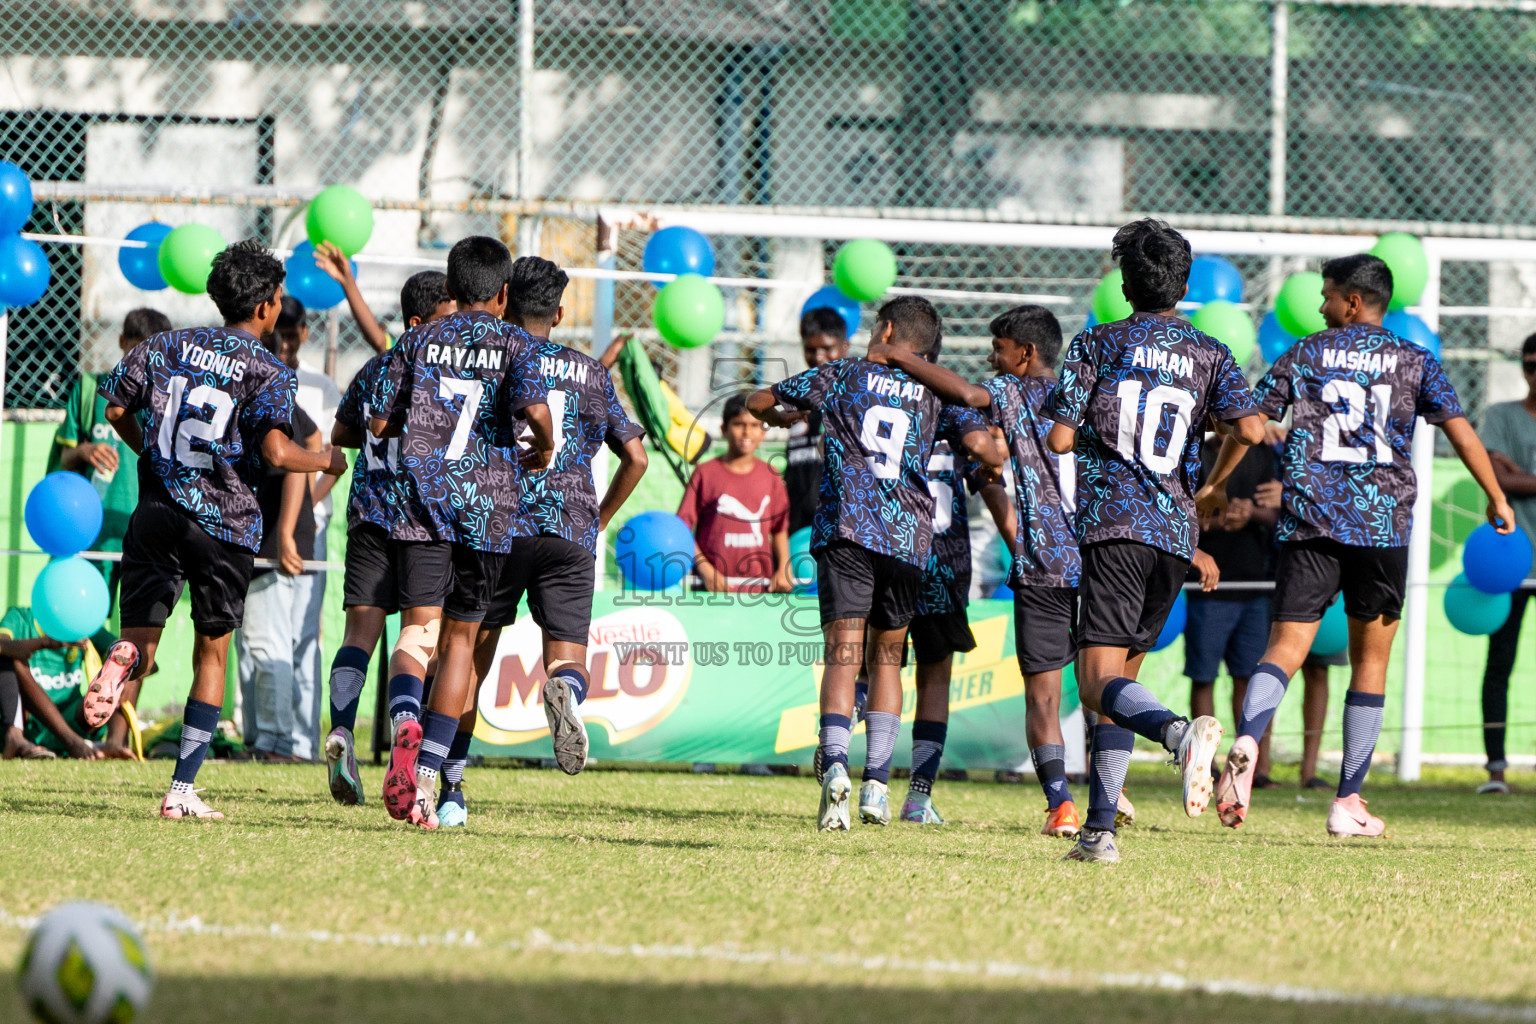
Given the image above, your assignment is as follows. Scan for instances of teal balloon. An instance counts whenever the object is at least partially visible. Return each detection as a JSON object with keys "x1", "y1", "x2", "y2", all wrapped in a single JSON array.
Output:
[
  {"x1": 31, "y1": 556, "x2": 110, "y2": 642},
  {"x1": 1311, "y1": 597, "x2": 1348, "y2": 656},
  {"x1": 789, "y1": 526, "x2": 817, "y2": 595},
  {"x1": 1444, "y1": 573, "x2": 1512, "y2": 636}
]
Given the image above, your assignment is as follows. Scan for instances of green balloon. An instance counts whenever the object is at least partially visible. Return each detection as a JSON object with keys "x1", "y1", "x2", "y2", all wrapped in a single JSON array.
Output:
[
  {"x1": 1190, "y1": 299, "x2": 1256, "y2": 365},
  {"x1": 653, "y1": 273, "x2": 724, "y2": 349},
  {"x1": 1091, "y1": 269, "x2": 1133, "y2": 324},
  {"x1": 1369, "y1": 232, "x2": 1427, "y2": 311},
  {"x1": 1275, "y1": 271, "x2": 1327, "y2": 338},
  {"x1": 832, "y1": 239, "x2": 897, "y2": 302},
  {"x1": 156, "y1": 223, "x2": 226, "y2": 295},
  {"x1": 306, "y1": 184, "x2": 374, "y2": 256}
]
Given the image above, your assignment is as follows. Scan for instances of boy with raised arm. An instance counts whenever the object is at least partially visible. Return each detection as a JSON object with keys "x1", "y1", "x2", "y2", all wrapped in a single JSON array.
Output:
[
  {"x1": 1208, "y1": 253, "x2": 1513, "y2": 836},
  {"x1": 1042, "y1": 219, "x2": 1266, "y2": 863},
  {"x1": 99, "y1": 240, "x2": 347, "y2": 819}
]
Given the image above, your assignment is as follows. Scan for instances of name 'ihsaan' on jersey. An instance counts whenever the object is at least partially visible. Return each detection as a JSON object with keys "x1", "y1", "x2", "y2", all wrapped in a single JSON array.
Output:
[
  {"x1": 1042, "y1": 312, "x2": 1258, "y2": 561},
  {"x1": 1254, "y1": 321, "x2": 1464, "y2": 549},
  {"x1": 985, "y1": 373, "x2": 1080, "y2": 588},
  {"x1": 772, "y1": 358, "x2": 945, "y2": 567},
  {"x1": 369, "y1": 310, "x2": 547, "y2": 552}
]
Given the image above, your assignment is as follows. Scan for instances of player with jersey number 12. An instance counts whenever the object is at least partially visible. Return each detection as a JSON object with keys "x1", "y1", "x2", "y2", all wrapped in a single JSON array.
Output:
[
  {"x1": 98, "y1": 240, "x2": 349, "y2": 820},
  {"x1": 1203, "y1": 253, "x2": 1515, "y2": 838},
  {"x1": 1042, "y1": 219, "x2": 1267, "y2": 863}
]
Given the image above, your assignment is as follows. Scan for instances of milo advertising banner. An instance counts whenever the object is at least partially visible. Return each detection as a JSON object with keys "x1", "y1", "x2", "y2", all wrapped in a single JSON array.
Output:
[{"x1": 471, "y1": 593, "x2": 1085, "y2": 772}]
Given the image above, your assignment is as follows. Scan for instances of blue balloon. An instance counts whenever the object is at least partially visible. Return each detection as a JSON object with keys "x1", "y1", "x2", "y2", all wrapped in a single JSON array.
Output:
[
  {"x1": 0, "y1": 234, "x2": 49, "y2": 307},
  {"x1": 801, "y1": 285, "x2": 861, "y2": 340},
  {"x1": 31, "y1": 556, "x2": 110, "y2": 642},
  {"x1": 1462, "y1": 522, "x2": 1534, "y2": 595},
  {"x1": 789, "y1": 526, "x2": 817, "y2": 595},
  {"x1": 1151, "y1": 590, "x2": 1188, "y2": 652},
  {"x1": 991, "y1": 582, "x2": 1014, "y2": 602},
  {"x1": 1383, "y1": 310, "x2": 1441, "y2": 360},
  {"x1": 643, "y1": 226, "x2": 715, "y2": 282},
  {"x1": 0, "y1": 161, "x2": 32, "y2": 235},
  {"x1": 1311, "y1": 597, "x2": 1348, "y2": 656},
  {"x1": 1258, "y1": 312, "x2": 1296, "y2": 362},
  {"x1": 1445, "y1": 573, "x2": 1512, "y2": 636},
  {"x1": 615, "y1": 510, "x2": 695, "y2": 592},
  {"x1": 118, "y1": 222, "x2": 173, "y2": 290},
  {"x1": 284, "y1": 241, "x2": 351, "y2": 310},
  {"x1": 26, "y1": 471, "x2": 104, "y2": 558},
  {"x1": 1187, "y1": 255, "x2": 1244, "y2": 305}
]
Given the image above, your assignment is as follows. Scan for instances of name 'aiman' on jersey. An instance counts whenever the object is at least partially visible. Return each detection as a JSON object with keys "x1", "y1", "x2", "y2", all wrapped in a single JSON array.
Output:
[
  {"x1": 772, "y1": 358, "x2": 945, "y2": 567},
  {"x1": 1043, "y1": 312, "x2": 1258, "y2": 561},
  {"x1": 98, "y1": 326, "x2": 295, "y2": 552},
  {"x1": 1254, "y1": 322, "x2": 1464, "y2": 548},
  {"x1": 369, "y1": 310, "x2": 547, "y2": 553}
]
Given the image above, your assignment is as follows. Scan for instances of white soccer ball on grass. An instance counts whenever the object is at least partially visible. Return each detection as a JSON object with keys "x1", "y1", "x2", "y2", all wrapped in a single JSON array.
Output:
[{"x1": 17, "y1": 901, "x2": 153, "y2": 1024}]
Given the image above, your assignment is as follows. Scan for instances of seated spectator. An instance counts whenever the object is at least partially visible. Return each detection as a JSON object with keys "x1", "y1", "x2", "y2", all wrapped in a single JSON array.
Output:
[
  {"x1": 235, "y1": 404, "x2": 322, "y2": 762},
  {"x1": 679, "y1": 393, "x2": 792, "y2": 594},
  {"x1": 0, "y1": 608, "x2": 126, "y2": 759},
  {"x1": 1187, "y1": 431, "x2": 1280, "y2": 786},
  {"x1": 51, "y1": 308, "x2": 172, "y2": 617}
]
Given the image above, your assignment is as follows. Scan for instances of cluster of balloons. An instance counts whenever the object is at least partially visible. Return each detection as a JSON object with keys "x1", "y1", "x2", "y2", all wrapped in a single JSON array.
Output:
[
  {"x1": 1089, "y1": 256, "x2": 1255, "y2": 365},
  {"x1": 25, "y1": 473, "x2": 110, "y2": 642},
  {"x1": 1443, "y1": 523, "x2": 1534, "y2": 635},
  {"x1": 615, "y1": 510, "x2": 695, "y2": 591},
  {"x1": 117, "y1": 184, "x2": 373, "y2": 301},
  {"x1": 797, "y1": 239, "x2": 897, "y2": 344},
  {"x1": 0, "y1": 162, "x2": 49, "y2": 308}
]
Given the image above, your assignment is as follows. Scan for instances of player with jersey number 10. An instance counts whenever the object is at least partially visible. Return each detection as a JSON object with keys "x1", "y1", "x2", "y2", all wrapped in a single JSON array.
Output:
[
  {"x1": 1203, "y1": 253, "x2": 1515, "y2": 839},
  {"x1": 97, "y1": 240, "x2": 349, "y2": 820}
]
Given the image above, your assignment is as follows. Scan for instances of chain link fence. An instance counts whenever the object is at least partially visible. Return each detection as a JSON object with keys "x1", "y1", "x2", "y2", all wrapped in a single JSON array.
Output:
[{"x1": 5, "y1": 0, "x2": 1536, "y2": 427}]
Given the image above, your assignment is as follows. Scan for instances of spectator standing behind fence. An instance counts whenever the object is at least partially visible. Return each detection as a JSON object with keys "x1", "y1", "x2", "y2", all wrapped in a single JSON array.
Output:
[
  {"x1": 236, "y1": 403, "x2": 322, "y2": 762},
  {"x1": 784, "y1": 309, "x2": 850, "y2": 535},
  {"x1": 1475, "y1": 333, "x2": 1536, "y2": 795},
  {"x1": 1186, "y1": 432, "x2": 1281, "y2": 786},
  {"x1": 270, "y1": 297, "x2": 341, "y2": 755},
  {"x1": 679, "y1": 394, "x2": 793, "y2": 594},
  {"x1": 51, "y1": 309, "x2": 172, "y2": 619}
]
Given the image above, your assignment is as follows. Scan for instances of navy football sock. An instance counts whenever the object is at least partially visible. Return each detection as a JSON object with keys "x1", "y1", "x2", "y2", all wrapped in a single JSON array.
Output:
[
  {"x1": 417, "y1": 710, "x2": 459, "y2": 778},
  {"x1": 1085, "y1": 723, "x2": 1135, "y2": 833},
  {"x1": 1238, "y1": 661, "x2": 1291, "y2": 741},
  {"x1": 1338, "y1": 690, "x2": 1386, "y2": 799},
  {"x1": 818, "y1": 714, "x2": 851, "y2": 772},
  {"x1": 909, "y1": 719, "x2": 947, "y2": 795},
  {"x1": 328, "y1": 645, "x2": 371, "y2": 733},
  {"x1": 442, "y1": 728, "x2": 472, "y2": 793},
  {"x1": 171, "y1": 699, "x2": 221, "y2": 789},
  {"x1": 861, "y1": 711, "x2": 900, "y2": 784},
  {"x1": 387, "y1": 674, "x2": 424, "y2": 729},
  {"x1": 1102, "y1": 676, "x2": 1178, "y2": 746},
  {"x1": 1031, "y1": 743, "x2": 1072, "y2": 810},
  {"x1": 552, "y1": 665, "x2": 588, "y2": 705}
]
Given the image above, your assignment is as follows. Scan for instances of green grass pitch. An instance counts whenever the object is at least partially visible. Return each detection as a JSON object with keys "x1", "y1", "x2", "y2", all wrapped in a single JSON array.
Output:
[{"x1": 2, "y1": 760, "x2": 1533, "y2": 1023}]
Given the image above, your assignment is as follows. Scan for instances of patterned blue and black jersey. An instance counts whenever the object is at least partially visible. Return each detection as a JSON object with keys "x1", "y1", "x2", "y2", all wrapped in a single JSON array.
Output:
[
  {"x1": 335, "y1": 351, "x2": 418, "y2": 538},
  {"x1": 917, "y1": 404, "x2": 989, "y2": 616},
  {"x1": 515, "y1": 339, "x2": 644, "y2": 554},
  {"x1": 772, "y1": 357, "x2": 945, "y2": 567},
  {"x1": 1043, "y1": 312, "x2": 1258, "y2": 561},
  {"x1": 99, "y1": 326, "x2": 295, "y2": 552},
  {"x1": 985, "y1": 373, "x2": 1080, "y2": 588},
  {"x1": 369, "y1": 310, "x2": 547, "y2": 553},
  {"x1": 1254, "y1": 322, "x2": 1464, "y2": 549}
]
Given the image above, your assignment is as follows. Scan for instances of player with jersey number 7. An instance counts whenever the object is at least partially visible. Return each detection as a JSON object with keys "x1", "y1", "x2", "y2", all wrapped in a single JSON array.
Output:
[
  {"x1": 98, "y1": 240, "x2": 349, "y2": 821},
  {"x1": 1201, "y1": 253, "x2": 1515, "y2": 839},
  {"x1": 1041, "y1": 219, "x2": 1268, "y2": 863}
]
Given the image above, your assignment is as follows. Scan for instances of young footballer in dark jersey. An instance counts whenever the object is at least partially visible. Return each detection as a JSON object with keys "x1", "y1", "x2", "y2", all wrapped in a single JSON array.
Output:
[
  {"x1": 99, "y1": 240, "x2": 348, "y2": 819},
  {"x1": 1207, "y1": 253, "x2": 1514, "y2": 837},
  {"x1": 1043, "y1": 220, "x2": 1266, "y2": 862},
  {"x1": 370, "y1": 236, "x2": 555, "y2": 830},
  {"x1": 974, "y1": 305, "x2": 1086, "y2": 839},
  {"x1": 899, "y1": 346, "x2": 991, "y2": 826},
  {"x1": 480, "y1": 256, "x2": 648, "y2": 785},
  {"x1": 324, "y1": 270, "x2": 454, "y2": 808},
  {"x1": 748, "y1": 296, "x2": 1000, "y2": 831}
]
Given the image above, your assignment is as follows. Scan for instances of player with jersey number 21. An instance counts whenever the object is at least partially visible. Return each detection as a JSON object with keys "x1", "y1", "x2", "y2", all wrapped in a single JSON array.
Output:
[
  {"x1": 98, "y1": 240, "x2": 350, "y2": 820},
  {"x1": 1203, "y1": 253, "x2": 1515, "y2": 839}
]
